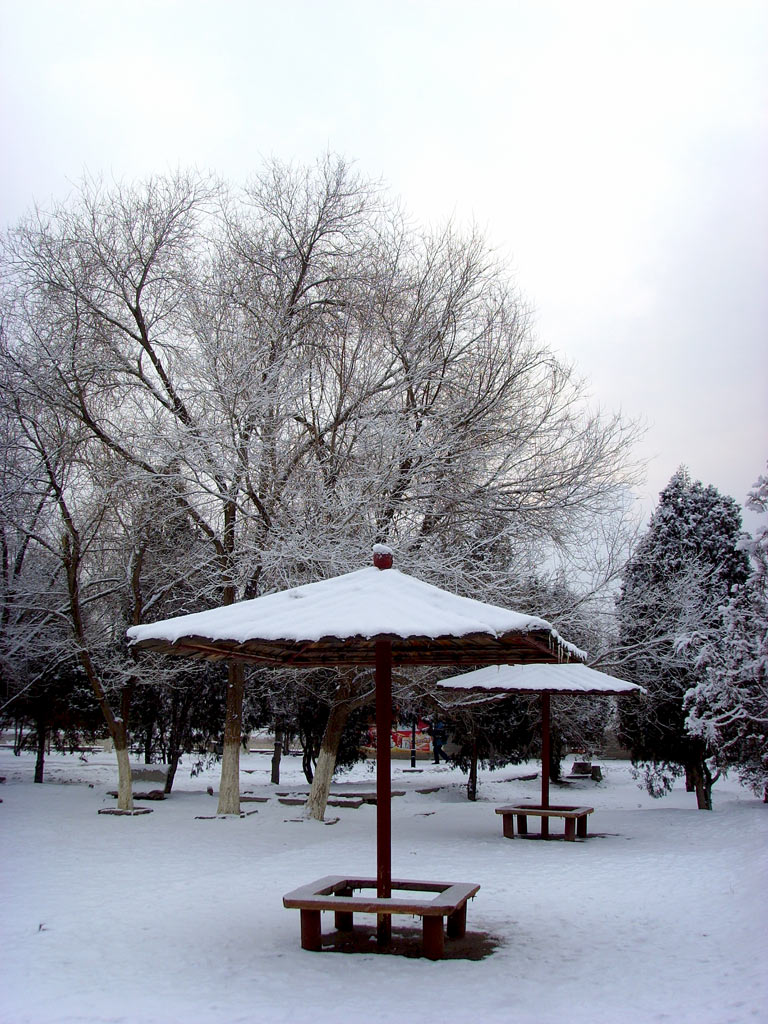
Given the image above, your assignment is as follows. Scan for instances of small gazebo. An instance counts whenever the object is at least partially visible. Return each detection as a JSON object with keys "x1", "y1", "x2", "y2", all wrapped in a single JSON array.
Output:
[
  {"x1": 127, "y1": 547, "x2": 584, "y2": 956},
  {"x1": 434, "y1": 662, "x2": 645, "y2": 840}
]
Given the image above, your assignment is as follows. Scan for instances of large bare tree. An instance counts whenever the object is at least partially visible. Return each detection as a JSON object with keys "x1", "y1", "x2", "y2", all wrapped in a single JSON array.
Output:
[{"x1": 1, "y1": 156, "x2": 642, "y2": 816}]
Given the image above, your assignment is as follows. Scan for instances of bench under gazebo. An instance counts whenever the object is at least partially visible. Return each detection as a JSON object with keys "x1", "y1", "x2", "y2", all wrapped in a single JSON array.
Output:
[{"x1": 127, "y1": 546, "x2": 584, "y2": 958}]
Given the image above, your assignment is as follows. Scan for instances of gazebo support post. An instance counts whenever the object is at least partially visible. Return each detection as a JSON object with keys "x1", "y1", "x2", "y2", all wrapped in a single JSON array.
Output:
[
  {"x1": 375, "y1": 637, "x2": 392, "y2": 947},
  {"x1": 540, "y1": 692, "x2": 551, "y2": 837}
]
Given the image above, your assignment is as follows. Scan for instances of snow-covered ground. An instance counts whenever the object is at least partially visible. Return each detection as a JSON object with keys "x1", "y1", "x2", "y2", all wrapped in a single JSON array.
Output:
[{"x1": 1, "y1": 748, "x2": 766, "y2": 1024}]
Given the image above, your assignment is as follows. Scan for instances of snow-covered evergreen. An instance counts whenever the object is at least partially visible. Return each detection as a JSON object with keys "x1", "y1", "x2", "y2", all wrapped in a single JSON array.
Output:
[
  {"x1": 616, "y1": 467, "x2": 750, "y2": 808},
  {"x1": 685, "y1": 466, "x2": 768, "y2": 799}
]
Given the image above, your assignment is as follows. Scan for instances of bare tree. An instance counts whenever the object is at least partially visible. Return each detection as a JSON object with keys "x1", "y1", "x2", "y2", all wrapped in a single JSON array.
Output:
[
  {"x1": 1, "y1": 157, "x2": 643, "y2": 818},
  {"x1": 0, "y1": 367, "x2": 139, "y2": 807}
]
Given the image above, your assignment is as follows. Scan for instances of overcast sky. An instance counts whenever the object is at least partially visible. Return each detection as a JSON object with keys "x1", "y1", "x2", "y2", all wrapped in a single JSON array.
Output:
[{"x1": 2, "y1": 0, "x2": 766, "y2": 529}]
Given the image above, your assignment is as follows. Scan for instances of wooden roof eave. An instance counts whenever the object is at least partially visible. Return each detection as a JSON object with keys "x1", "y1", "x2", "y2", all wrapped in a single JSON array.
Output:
[
  {"x1": 129, "y1": 627, "x2": 574, "y2": 669},
  {"x1": 435, "y1": 685, "x2": 637, "y2": 700}
]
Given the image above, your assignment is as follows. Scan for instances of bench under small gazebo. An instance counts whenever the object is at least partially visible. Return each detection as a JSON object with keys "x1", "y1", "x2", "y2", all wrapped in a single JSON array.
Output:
[
  {"x1": 128, "y1": 546, "x2": 584, "y2": 958},
  {"x1": 434, "y1": 662, "x2": 645, "y2": 841}
]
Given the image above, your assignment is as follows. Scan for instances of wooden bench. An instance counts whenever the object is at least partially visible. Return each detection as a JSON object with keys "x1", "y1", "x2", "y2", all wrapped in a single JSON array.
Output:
[
  {"x1": 495, "y1": 804, "x2": 594, "y2": 841},
  {"x1": 276, "y1": 790, "x2": 405, "y2": 804},
  {"x1": 278, "y1": 796, "x2": 365, "y2": 808},
  {"x1": 283, "y1": 875, "x2": 480, "y2": 960}
]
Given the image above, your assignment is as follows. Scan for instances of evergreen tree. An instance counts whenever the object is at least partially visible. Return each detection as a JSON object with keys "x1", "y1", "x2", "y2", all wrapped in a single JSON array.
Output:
[
  {"x1": 617, "y1": 467, "x2": 749, "y2": 808},
  {"x1": 685, "y1": 466, "x2": 768, "y2": 800}
]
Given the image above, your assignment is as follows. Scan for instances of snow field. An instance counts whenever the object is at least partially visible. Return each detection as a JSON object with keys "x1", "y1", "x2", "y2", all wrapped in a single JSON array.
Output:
[{"x1": 1, "y1": 751, "x2": 766, "y2": 1024}]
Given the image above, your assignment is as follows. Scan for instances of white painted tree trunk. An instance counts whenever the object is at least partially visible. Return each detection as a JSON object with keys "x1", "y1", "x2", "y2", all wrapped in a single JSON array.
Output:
[
  {"x1": 115, "y1": 742, "x2": 134, "y2": 811},
  {"x1": 270, "y1": 726, "x2": 283, "y2": 785},
  {"x1": 217, "y1": 663, "x2": 245, "y2": 815},
  {"x1": 303, "y1": 691, "x2": 352, "y2": 821},
  {"x1": 218, "y1": 739, "x2": 241, "y2": 814},
  {"x1": 303, "y1": 744, "x2": 338, "y2": 821}
]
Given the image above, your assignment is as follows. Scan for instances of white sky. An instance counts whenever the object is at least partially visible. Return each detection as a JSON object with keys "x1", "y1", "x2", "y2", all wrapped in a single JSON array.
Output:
[{"x1": 2, "y1": 0, "x2": 766, "y2": 528}]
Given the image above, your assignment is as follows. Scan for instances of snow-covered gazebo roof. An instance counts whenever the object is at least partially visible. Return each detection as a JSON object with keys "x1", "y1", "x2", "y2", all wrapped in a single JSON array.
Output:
[
  {"x1": 127, "y1": 555, "x2": 585, "y2": 668},
  {"x1": 433, "y1": 662, "x2": 645, "y2": 699}
]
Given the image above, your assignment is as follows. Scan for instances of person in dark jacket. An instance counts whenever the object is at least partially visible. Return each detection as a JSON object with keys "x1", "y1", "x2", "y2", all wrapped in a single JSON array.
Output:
[{"x1": 427, "y1": 721, "x2": 449, "y2": 763}]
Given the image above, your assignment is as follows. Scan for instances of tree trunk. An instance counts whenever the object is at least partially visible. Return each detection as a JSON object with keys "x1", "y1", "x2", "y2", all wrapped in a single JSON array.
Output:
[
  {"x1": 467, "y1": 738, "x2": 478, "y2": 801},
  {"x1": 271, "y1": 725, "x2": 284, "y2": 785},
  {"x1": 217, "y1": 663, "x2": 245, "y2": 815},
  {"x1": 302, "y1": 746, "x2": 315, "y2": 784},
  {"x1": 115, "y1": 684, "x2": 135, "y2": 811},
  {"x1": 163, "y1": 687, "x2": 194, "y2": 794},
  {"x1": 115, "y1": 743, "x2": 134, "y2": 810},
  {"x1": 59, "y1": 531, "x2": 135, "y2": 811},
  {"x1": 164, "y1": 749, "x2": 181, "y2": 794},
  {"x1": 303, "y1": 693, "x2": 352, "y2": 821},
  {"x1": 13, "y1": 722, "x2": 23, "y2": 755},
  {"x1": 34, "y1": 718, "x2": 46, "y2": 784},
  {"x1": 113, "y1": 720, "x2": 134, "y2": 811},
  {"x1": 687, "y1": 759, "x2": 713, "y2": 810},
  {"x1": 698, "y1": 762, "x2": 713, "y2": 811}
]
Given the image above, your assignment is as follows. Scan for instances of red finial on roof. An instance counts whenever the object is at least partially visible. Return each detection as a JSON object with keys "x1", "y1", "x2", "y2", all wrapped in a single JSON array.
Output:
[{"x1": 373, "y1": 544, "x2": 393, "y2": 570}]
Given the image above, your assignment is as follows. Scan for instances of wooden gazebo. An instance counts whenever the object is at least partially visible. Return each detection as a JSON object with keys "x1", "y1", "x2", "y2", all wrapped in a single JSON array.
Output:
[
  {"x1": 128, "y1": 547, "x2": 583, "y2": 957},
  {"x1": 435, "y1": 662, "x2": 645, "y2": 841}
]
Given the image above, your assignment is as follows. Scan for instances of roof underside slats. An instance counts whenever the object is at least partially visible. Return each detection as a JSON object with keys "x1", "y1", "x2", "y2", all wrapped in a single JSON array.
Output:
[{"x1": 131, "y1": 628, "x2": 573, "y2": 668}]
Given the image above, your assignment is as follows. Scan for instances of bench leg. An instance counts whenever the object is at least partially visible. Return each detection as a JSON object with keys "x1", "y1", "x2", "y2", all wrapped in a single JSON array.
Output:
[
  {"x1": 446, "y1": 902, "x2": 467, "y2": 939},
  {"x1": 334, "y1": 910, "x2": 354, "y2": 931},
  {"x1": 502, "y1": 813, "x2": 515, "y2": 839},
  {"x1": 377, "y1": 913, "x2": 391, "y2": 948},
  {"x1": 300, "y1": 909, "x2": 322, "y2": 951},
  {"x1": 564, "y1": 818, "x2": 576, "y2": 841},
  {"x1": 516, "y1": 814, "x2": 528, "y2": 836},
  {"x1": 541, "y1": 816, "x2": 549, "y2": 839},
  {"x1": 423, "y1": 915, "x2": 445, "y2": 960},
  {"x1": 577, "y1": 815, "x2": 589, "y2": 839}
]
